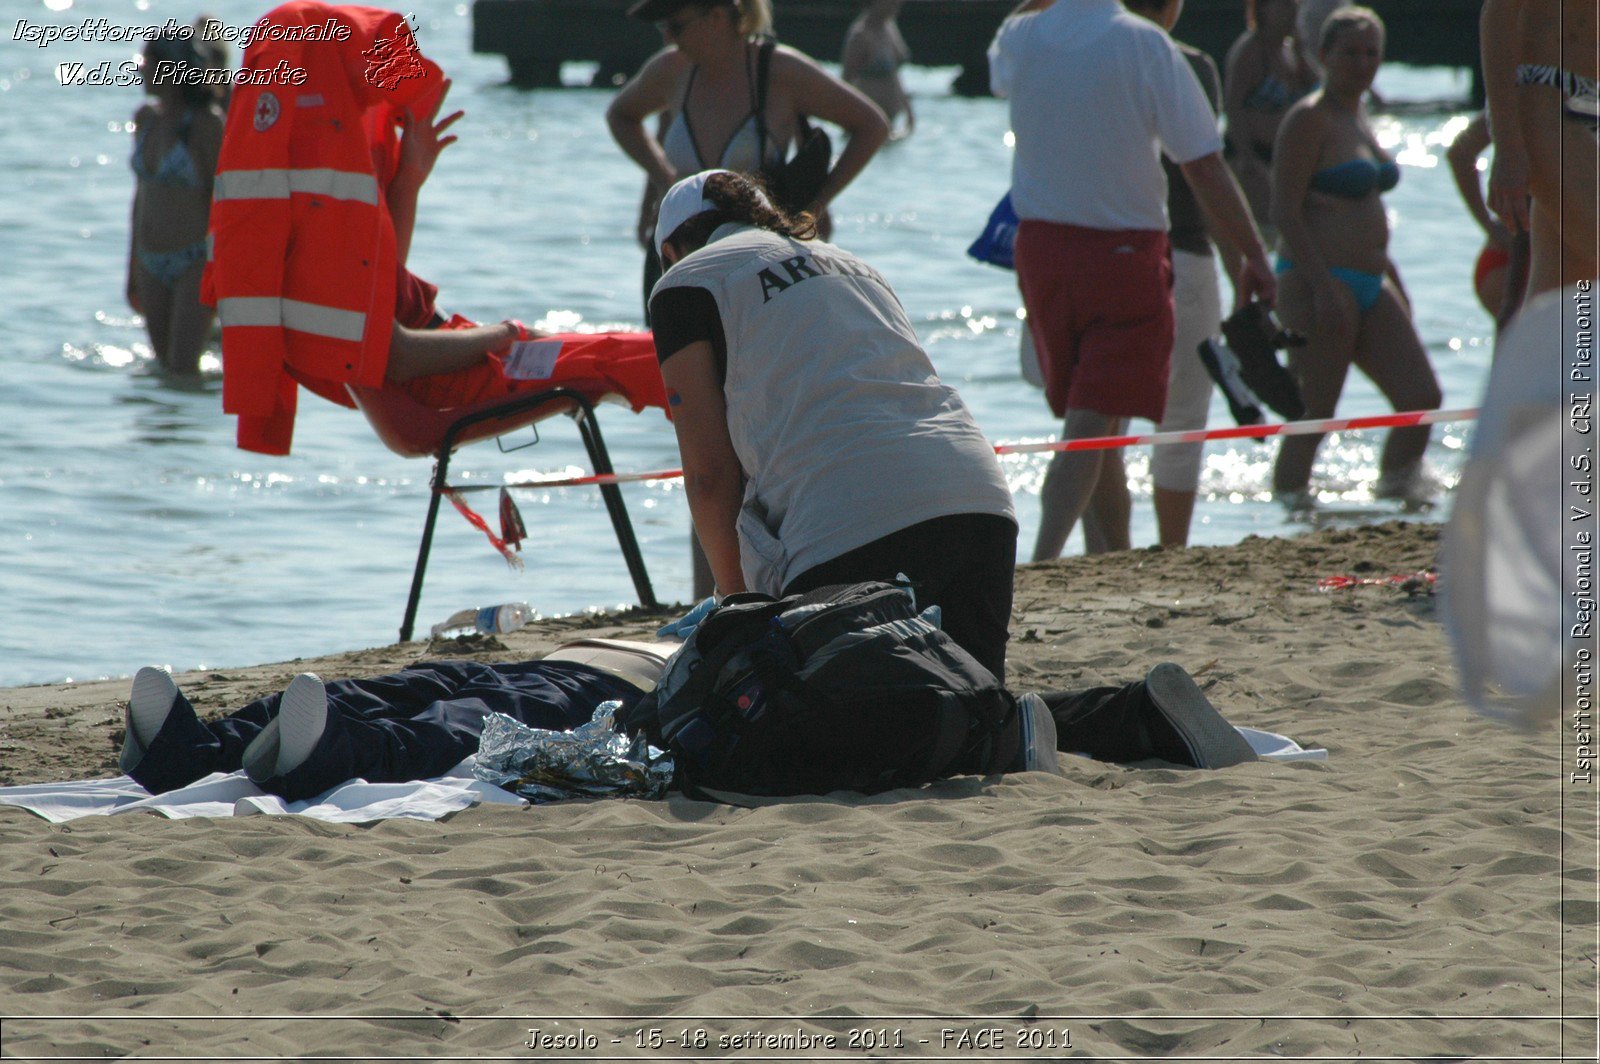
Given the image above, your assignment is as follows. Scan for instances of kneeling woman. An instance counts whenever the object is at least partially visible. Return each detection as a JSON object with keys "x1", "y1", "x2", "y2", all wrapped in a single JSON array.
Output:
[{"x1": 650, "y1": 170, "x2": 1017, "y2": 681}]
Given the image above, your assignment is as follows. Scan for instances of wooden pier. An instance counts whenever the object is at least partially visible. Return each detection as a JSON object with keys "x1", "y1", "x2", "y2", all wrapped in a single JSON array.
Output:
[{"x1": 472, "y1": 0, "x2": 1483, "y2": 101}]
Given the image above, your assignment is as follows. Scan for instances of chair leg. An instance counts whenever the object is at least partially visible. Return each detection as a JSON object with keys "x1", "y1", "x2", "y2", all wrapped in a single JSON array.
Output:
[
  {"x1": 574, "y1": 405, "x2": 659, "y2": 609},
  {"x1": 400, "y1": 448, "x2": 453, "y2": 642}
]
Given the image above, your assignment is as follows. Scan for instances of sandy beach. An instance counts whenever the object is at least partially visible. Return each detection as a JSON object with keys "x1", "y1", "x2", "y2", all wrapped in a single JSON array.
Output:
[{"x1": 1, "y1": 520, "x2": 1594, "y2": 1060}]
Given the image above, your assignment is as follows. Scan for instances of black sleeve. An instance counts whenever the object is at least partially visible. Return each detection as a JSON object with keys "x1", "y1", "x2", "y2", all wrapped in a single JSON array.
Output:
[{"x1": 648, "y1": 284, "x2": 727, "y2": 383}]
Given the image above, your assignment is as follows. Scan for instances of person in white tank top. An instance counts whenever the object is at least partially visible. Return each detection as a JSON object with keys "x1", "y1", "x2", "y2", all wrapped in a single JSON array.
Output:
[{"x1": 648, "y1": 170, "x2": 1018, "y2": 678}]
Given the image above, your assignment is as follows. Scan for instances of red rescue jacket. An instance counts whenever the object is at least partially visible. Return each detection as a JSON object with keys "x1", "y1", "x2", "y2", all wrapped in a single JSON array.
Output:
[{"x1": 203, "y1": 1, "x2": 444, "y2": 454}]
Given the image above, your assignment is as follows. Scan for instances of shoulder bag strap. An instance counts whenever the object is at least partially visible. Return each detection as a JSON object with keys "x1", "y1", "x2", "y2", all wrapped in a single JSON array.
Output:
[{"x1": 753, "y1": 37, "x2": 775, "y2": 166}]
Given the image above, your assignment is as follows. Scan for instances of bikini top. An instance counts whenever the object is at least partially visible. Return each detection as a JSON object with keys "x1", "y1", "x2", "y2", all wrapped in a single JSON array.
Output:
[
  {"x1": 1243, "y1": 72, "x2": 1310, "y2": 112},
  {"x1": 663, "y1": 107, "x2": 776, "y2": 173},
  {"x1": 1311, "y1": 156, "x2": 1400, "y2": 198},
  {"x1": 131, "y1": 110, "x2": 204, "y2": 190},
  {"x1": 662, "y1": 51, "x2": 786, "y2": 174}
]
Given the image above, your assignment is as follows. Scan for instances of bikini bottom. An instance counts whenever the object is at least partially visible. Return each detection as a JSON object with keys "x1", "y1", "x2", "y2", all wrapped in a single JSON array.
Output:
[
  {"x1": 1516, "y1": 63, "x2": 1600, "y2": 136},
  {"x1": 1275, "y1": 256, "x2": 1383, "y2": 313},
  {"x1": 136, "y1": 240, "x2": 207, "y2": 287}
]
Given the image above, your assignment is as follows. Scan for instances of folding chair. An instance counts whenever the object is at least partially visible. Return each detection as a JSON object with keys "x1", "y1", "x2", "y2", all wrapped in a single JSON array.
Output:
[{"x1": 348, "y1": 381, "x2": 659, "y2": 641}]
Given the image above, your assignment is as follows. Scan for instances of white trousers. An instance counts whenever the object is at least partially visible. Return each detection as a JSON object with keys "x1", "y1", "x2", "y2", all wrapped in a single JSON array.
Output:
[{"x1": 1151, "y1": 249, "x2": 1224, "y2": 493}]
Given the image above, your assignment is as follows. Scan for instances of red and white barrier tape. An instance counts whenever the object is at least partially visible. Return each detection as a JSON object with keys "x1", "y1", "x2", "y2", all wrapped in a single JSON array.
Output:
[
  {"x1": 443, "y1": 406, "x2": 1479, "y2": 494},
  {"x1": 993, "y1": 406, "x2": 1477, "y2": 455}
]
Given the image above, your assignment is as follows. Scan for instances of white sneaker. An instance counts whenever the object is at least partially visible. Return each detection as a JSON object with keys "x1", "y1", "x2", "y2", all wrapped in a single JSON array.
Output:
[
  {"x1": 242, "y1": 673, "x2": 327, "y2": 781},
  {"x1": 1016, "y1": 693, "x2": 1063, "y2": 776},
  {"x1": 120, "y1": 666, "x2": 179, "y2": 773},
  {"x1": 275, "y1": 673, "x2": 328, "y2": 777}
]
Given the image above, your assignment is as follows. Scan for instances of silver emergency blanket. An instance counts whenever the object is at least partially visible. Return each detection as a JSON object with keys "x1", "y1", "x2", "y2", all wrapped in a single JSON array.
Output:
[{"x1": 473, "y1": 702, "x2": 674, "y2": 803}]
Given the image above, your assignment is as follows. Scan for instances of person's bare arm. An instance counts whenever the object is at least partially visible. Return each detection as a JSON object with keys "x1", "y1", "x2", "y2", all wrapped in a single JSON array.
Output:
[
  {"x1": 1186, "y1": 54, "x2": 1242, "y2": 292},
  {"x1": 1179, "y1": 150, "x2": 1276, "y2": 309},
  {"x1": 1445, "y1": 112, "x2": 1506, "y2": 244},
  {"x1": 774, "y1": 48, "x2": 889, "y2": 216},
  {"x1": 658, "y1": 340, "x2": 747, "y2": 596},
  {"x1": 1480, "y1": 0, "x2": 1529, "y2": 232},
  {"x1": 1195, "y1": 194, "x2": 1246, "y2": 297},
  {"x1": 634, "y1": 113, "x2": 673, "y2": 249},
  {"x1": 606, "y1": 50, "x2": 685, "y2": 191},
  {"x1": 387, "y1": 80, "x2": 463, "y2": 266},
  {"x1": 126, "y1": 190, "x2": 143, "y2": 313},
  {"x1": 191, "y1": 104, "x2": 225, "y2": 193},
  {"x1": 127, "y1": 104, "x2": 156, "y2": 312},
  {"x1": 385, "y1": 319, "x2": 519, "y2": 383},
  {"x1": 840, "y1": 23, "x2": 870, "y2": 84}
]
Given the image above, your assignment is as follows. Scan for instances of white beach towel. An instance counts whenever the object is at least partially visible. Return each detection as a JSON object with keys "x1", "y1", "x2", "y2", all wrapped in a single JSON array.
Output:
[
  {"x1": 0, "y1": 757, "x2": 525, "y2": 824},
  {"x1": 0, "y1": 726, "x2": 1324, "y2": 823}
]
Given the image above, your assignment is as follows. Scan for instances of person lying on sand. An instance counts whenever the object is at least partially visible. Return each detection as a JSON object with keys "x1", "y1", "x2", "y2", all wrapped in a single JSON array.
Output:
[
  {"x1": 120, "y1": 642, "x2": 665, "y2": 803},
  {"x1": 119, "y1": 635, "x2": 1256, "y2": 804}
]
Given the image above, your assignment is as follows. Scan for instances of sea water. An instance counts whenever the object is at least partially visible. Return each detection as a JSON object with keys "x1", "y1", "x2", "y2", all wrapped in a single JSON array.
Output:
[{"x1": 0, "y1": 0, "x2": 1492, "y2": 686}]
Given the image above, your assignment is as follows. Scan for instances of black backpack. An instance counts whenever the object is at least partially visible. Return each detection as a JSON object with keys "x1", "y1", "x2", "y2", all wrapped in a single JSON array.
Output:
[{"x1": 619, "y1": 582, "x2": 1019, "y2": 797}]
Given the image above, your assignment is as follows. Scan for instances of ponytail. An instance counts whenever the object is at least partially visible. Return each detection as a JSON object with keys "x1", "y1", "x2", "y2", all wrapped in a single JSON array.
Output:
[{"x1": 664, "y1": 171, "x2": 817, "y2": 257}]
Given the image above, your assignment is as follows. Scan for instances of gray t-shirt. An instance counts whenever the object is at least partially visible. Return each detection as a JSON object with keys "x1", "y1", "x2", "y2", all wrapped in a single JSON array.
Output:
[{"x1": 651, "y1": 224, "x2": 1016, "y2": 595}]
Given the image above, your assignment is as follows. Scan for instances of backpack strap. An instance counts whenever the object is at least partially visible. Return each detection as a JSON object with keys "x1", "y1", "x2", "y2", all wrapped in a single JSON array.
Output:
[
  {"x1": 754, "y1": 37, "x2": 815, "y2": 174},
  {"x1": 754, "y1": 37, "x2": 775, "y2": 170}
]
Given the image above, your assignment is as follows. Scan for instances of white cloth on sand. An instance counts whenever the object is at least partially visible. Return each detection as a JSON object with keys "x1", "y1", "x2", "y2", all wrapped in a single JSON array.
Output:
[
  {"x1": 1234, "y1": 726, "x2": 1326, "y2": 762},
  {"x1": 0, "y1": 757, "x2": 523, "y2": 824},
  {"x1": 0, "y1": 727, "x2": 1324, "y2": 823}
]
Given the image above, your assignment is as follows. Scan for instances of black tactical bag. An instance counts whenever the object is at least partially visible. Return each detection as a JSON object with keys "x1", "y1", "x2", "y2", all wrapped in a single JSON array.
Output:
[{"x1": 620, "y1": 582, "x2": 1018, "y2": 797}]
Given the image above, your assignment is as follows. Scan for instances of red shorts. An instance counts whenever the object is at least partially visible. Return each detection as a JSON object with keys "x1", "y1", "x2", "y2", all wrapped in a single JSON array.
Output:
[{"x1": 1014, "y1": 221, "x2": 1174, "y2": 422}]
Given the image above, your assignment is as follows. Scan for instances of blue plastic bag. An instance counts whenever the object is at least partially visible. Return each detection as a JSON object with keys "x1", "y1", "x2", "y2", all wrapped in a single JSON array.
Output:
[
  {"x1": 657, "y1": 595, "x2": 717, "y2": 640},
  {"x1": 966, "y1": 192, "x2": 1019, "y2": 271}
]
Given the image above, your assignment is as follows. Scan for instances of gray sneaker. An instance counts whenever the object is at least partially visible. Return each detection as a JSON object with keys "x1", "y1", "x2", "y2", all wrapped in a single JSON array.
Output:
[
  {"x1": 241, "y1": 673, "x2": 328, "y2": 782},
  {"x1": 1016, "y1": 693, "x2": 1063, "y2": 776},
  {"x1": 1143, "y1": 664, "x2": 1258, "y2": 769},
  {"x1": 120, "y1": 666, "x2": 179, "y2": 774}
]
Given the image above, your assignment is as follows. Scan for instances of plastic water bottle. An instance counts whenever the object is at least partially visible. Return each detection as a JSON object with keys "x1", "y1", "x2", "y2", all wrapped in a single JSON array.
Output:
[{"x1": 429, "y1": 602, "x2": 533, "y2": 639}]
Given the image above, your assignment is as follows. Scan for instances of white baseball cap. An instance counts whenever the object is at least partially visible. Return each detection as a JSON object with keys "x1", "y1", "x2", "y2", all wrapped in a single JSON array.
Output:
[{"x1": 654, "y1": 169, "x2": 729, "y2": 259}]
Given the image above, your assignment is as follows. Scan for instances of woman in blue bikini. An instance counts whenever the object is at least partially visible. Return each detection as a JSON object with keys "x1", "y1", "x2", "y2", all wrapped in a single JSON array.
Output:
[
  {"x1": 126, "y1": 29, "x2": 225, "y2": 376},
  {"x1": 1268, "y1": 6, "x2": 1441, "y2": 511}
]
